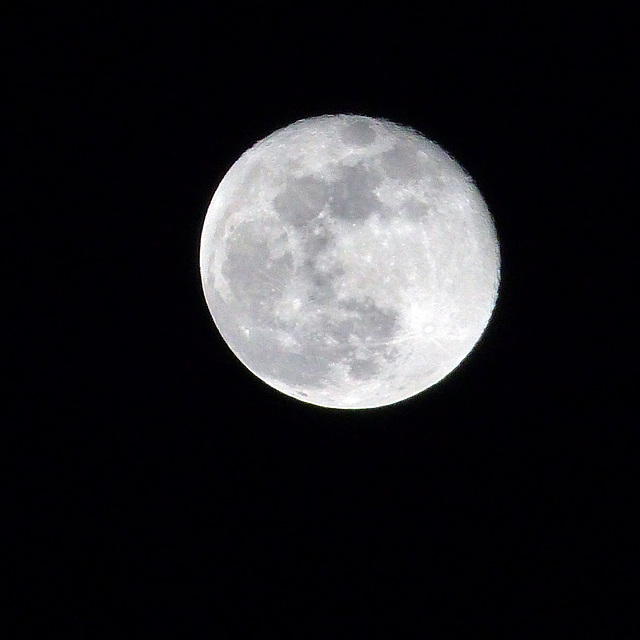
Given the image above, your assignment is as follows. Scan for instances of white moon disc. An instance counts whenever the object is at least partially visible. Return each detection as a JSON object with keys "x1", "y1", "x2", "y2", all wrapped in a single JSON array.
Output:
[{"x1": 199, "y1": 115, "x2": 500, "y2": 409}]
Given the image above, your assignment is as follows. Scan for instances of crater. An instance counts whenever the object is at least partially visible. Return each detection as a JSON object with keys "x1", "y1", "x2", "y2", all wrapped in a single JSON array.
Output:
[
  {"x1": 308, "y1": 266, "x2": 343, "y2": 304},
  {"x1": 338, "y1": 297, "x2": 400, "y2": 343},
  {"x1": 304, "y1": 223, "x2": 333, "y2": 258},
  {"x1": 274, "y1": 176, "x2": 329, "y2": 228},
  {"x1": 341, "y1": 119, "x2": 377, "y2": 146},
  {"x1": 402, "y1": 196, "x2": 432, "y2": 221},
  {"x1": 221, "y1": 220, "x2": 293, "y2": 314},
  {"x1": 349, "y1": 357, "x2": 382, "y2": 380},
  {"x1": 380, "y1": 142, "x2": 425, "y2": 180},
  {"x1": 328, "y1": 163, "x2": 383, "y2": 223}
]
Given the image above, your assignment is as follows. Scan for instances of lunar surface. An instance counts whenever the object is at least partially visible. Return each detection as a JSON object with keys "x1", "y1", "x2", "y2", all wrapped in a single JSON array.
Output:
[{"x1": 199, "y1": 115, "x2": 500, "y2": 409}]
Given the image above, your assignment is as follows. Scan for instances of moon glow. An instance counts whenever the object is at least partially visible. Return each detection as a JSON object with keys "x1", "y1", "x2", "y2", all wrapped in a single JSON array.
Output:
[{"x1": 200, "y1": 115, "x2": 500, "y2": 409}]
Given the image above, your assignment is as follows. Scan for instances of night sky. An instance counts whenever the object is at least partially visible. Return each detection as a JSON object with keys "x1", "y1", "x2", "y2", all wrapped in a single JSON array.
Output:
[{"x1": 7, "y1": 5, "x2": 634, "y2": 637}]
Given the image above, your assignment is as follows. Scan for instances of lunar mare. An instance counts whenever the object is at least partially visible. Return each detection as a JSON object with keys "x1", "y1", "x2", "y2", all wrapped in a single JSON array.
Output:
[{"x1": 200, "y1": 115, "x2": 500, "y2": 409}]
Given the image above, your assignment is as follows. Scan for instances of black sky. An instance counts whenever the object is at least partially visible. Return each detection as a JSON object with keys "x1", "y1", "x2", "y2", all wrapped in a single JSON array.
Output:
[{"x1": 6, "y1": 5, "x2": 635, "y2": 637}]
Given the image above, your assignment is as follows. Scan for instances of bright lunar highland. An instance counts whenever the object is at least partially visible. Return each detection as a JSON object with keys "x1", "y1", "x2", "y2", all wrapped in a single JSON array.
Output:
[{"x1": 200, "y1": 115, "x2": 500, "y2": 409}]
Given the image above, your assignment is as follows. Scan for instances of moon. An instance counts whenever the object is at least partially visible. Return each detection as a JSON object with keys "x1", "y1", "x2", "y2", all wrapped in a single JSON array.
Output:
[{"x1": 199, "y1": 115, "x2": 500, "y2": 409}]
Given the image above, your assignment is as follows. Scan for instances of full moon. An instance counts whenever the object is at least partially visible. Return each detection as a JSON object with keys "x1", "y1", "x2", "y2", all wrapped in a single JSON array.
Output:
[{"x1": 199, "y1": 115, "x2": 500, "y2": 409}]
